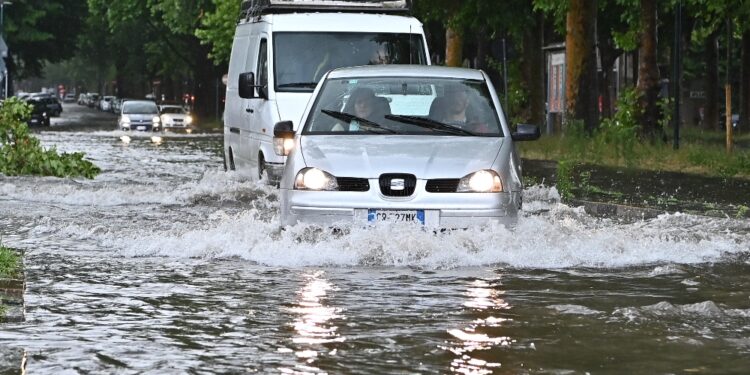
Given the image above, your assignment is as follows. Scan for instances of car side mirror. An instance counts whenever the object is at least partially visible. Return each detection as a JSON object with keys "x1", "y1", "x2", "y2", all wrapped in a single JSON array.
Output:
[
  {"x1": 273, "y1": 121, "x2": 295, "y2": 156},
  {"x1": 512, "y1": 124, "x2": 541, "y2": 141}
]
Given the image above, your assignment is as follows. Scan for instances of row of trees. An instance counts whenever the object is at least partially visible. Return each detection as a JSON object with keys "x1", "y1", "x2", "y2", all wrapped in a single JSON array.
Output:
[
  {"x1": 410, "y1": 0, "x2": 750, "y2": 141},
  {"x1": 8, "y1": 0, "x2": 750, "y2": 130}
]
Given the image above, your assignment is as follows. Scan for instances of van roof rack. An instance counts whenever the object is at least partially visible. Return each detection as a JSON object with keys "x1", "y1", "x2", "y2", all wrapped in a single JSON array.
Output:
[{"x1": 239, "y1": 0, "x2": 411, "y2": 21}]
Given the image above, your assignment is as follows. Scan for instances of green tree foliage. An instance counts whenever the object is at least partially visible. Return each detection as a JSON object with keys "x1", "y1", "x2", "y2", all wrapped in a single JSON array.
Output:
[
  {"x1": 4, "y1": 0, "x2": 87, "y2": 78},
  {"x1": 196, "y1": 0, "x2": 240, "y2": 65},
  {"x1": 0, "y1": 98, "x2": 100, "y2": 179}
]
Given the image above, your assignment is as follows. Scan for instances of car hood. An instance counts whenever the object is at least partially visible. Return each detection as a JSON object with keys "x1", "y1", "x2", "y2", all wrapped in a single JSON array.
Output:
[
  {"x1": 300, "y1": 136, "x2": 504, "y2": 178},
  {"x1": 123, "y1": 114, "x2": 157, "y2": 121},
  {"x1": 160, "y1": 114, "x2": 188, "y2": 120}
]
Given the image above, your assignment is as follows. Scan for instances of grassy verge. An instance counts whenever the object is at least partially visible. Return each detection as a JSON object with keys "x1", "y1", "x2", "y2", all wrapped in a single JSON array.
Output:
[
  {"x1": 0, "y1": 243, "x2": 21, "y2": 319},
  {"x1": 0, "y1": 244, "x2": 20, "y2": 280},
  {"x1": 518, "y1": 128, "x2": 750, "y2": 179}
]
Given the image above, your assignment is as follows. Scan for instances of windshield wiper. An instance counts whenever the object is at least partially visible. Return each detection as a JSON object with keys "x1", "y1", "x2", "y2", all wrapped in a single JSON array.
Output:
[
  {"x1": 278, "y1": 82, "x2": 319, "y2": 89},
  {"x1": 321, "y1": 110, "x2": 396, "y2": 134},
  {"x1": 385, "y1": 115, "x2": 477, "y2": 136}
]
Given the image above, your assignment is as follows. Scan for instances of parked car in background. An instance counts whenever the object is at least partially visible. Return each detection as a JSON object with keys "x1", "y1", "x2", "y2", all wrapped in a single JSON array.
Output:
[
  {"x1": 118, "y1": 100, "x2": 161, "y2": 131},
  {"x1": 64, "y1": 93, "x2": 76, "y2": 103},
  {"x1": 99, "y1": 96, "x2": 115, "y2": 112},
  {"x1": 275, "y1": 65, "x2": 540, "y2": 229},
  {"x1": 111, "y1": 98, "x2": 123, "y2": 114},
  {"x1": 86, "y1": 93, "x2": 100, "y2": 108},
  {"x1": 26, "y1": 99, "x2": 51, "y2": 127},
  {"x1": 159, "y1": 105, "x2": 193, "y2": 131}
]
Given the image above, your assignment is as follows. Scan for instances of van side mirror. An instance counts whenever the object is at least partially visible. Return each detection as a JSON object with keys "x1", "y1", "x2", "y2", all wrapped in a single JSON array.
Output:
[
  {"x1": 273, "y1": 121, "x2": 295, "y2": 156},
  {"x1": 512, "y1": 124, "x2": 541, "y2": 141},
  {"x1": 239, "y1": 72, "x2": 256, "y2": 99},
  {"x1": 239, "y1": 72, "x2": 268, "y2": 100}
]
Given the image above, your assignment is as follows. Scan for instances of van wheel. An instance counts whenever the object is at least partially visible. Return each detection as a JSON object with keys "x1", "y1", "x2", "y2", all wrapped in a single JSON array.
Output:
[
  {"x1": 258, "y1": 153, "x2": 265, "y2": 180},
  {"x1": 227, "y1": 149, "x2": 236, "y2": 171}
]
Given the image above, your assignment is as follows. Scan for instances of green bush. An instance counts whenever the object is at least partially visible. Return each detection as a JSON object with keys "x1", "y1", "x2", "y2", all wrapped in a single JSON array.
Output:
[{"x1": 0, "y1": 98, "x2": 100, "y2": 178}]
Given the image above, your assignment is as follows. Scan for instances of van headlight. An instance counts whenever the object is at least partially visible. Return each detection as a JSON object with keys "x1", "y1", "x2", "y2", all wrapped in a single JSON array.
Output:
[
  {"x1": 185, "y1": 116, "x2": 193, "y2": 125},
  {"x1": 294, "y1": 168, "x2": 339, "y2": 191},
  {"x1": 457, "y1": 170, "x2": 503, "y2": 193},
  {"x1": 152, "y1": 116, "x2": 161, "y2": 124},
  {"x1": 121, "y1": 115, "x2": 130, "y2": 124}
]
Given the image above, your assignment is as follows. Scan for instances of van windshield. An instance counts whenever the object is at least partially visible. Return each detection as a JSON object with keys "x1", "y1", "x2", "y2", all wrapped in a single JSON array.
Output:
[{"x1": 274, "y1": 32, "x2": 426, "y2": 92}]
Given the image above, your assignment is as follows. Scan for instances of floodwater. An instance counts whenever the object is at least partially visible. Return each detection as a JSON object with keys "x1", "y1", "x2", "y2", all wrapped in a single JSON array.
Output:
[{"x1": 1, "y1": 105, "x2": 750, "y2": 374}]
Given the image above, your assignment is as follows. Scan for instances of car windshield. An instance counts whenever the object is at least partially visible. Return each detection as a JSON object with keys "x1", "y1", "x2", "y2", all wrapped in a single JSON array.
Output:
[
  {"x1": 274, "y1": 32, "x2": 426, "y2": 92},
  {"x1": 160, "y1": 107, "x2": 186, "y2": 114},
  {"x1": 303, "y1": 77, "x2": 504, "y2": 136},
  {"x1": 123, "y1": 102, "x2": 158, "y2": 114}
]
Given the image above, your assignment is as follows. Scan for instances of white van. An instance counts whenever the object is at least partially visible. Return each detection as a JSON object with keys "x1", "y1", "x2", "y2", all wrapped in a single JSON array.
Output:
[{"x1": 224, "y1": 0, "x2": 431, "y2": 182}]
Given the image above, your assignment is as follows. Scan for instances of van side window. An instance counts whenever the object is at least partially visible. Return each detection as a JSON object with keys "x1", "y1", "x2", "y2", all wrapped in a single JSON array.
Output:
[{"x1": 257, "y1": 39, "x2": 268, "y2": 93}]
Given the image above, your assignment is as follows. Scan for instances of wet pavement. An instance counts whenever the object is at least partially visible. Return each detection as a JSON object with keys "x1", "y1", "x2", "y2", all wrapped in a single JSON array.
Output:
[{"x1": 0, "y1": 104, "x2": 748, "y2": 374}]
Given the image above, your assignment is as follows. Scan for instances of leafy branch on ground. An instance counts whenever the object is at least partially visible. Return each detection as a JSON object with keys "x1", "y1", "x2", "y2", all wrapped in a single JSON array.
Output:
[{"x1": 0, "y1": 98, "x2": 100, "y2": 178}]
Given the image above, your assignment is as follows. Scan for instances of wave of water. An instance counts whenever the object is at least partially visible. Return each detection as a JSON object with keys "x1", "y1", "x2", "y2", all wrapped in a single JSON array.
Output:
[{"x1": 5, "y1": 131, "x2": 749, "y2": 270}]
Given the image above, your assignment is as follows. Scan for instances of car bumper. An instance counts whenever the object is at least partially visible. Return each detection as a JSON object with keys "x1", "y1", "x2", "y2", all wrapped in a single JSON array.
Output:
[{"x1": 280, "y1": 189, "x2": 519, "y2": 228}]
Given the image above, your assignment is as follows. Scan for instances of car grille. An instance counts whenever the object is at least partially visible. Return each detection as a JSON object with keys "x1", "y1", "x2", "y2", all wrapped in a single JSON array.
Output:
[
  {"x1": 336, "y1": 177, "x2": 370, "y2": 192},
  {"x1": 379, "y1": 173, "x2": 416, "y2": 197},
  {"x1": 425, "y1": 179, "x2": 460, "y2": 193}
]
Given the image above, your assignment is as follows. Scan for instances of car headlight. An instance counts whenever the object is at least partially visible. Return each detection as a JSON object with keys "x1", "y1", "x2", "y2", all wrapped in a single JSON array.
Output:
[
  {"x1": 121, "y1": 116, "x2": 131, "y2": 124},
  {"x1": 457, "y1": 170, "x2": 503, "y2": 193},
  {"x1": 294, "y1": 168, "x2": 339, "y2": 191},
  {"x1": 152, "y1": 116, "x2": 161, "y2": 124},
  {"x1": 185, "y1": 116, "x2": 193, "y2": 125}
]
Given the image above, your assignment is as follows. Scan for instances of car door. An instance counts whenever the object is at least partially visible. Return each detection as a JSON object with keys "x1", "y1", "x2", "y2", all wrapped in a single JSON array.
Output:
[{"x1": 242, "y1": 34, "x2": 271, "y2": 179}]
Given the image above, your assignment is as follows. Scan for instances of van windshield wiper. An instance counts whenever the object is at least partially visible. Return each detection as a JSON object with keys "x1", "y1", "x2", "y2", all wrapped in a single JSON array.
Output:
[
  {"x1": 321, "y1": 110, "x2": 396, "y2": 134},
  {"x1": 278, "y1": 82, "x2": 319, "y2": 89},
  {"x1": 385, "y1": 114, "x2": 477, "y2": 136}
]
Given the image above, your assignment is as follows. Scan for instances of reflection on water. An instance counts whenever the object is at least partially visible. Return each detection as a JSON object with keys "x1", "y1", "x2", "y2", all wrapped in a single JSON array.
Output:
[
  {"x1": 281, "y1": 271, "x2": 344, "y2": 374},
  {"x1": 446, "y1": 279, "x2": 511, "y2": 375}
]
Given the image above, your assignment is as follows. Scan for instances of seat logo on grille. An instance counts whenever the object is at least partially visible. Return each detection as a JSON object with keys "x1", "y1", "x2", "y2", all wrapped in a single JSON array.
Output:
[{"x1": 390, "y1": 178, "x2": 405, "y2": 191}]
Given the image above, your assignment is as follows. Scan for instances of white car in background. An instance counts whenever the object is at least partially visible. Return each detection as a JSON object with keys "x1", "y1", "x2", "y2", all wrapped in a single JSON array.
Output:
[{"x1": 159, "y1": 105, "x2": 193, "y2": 131}]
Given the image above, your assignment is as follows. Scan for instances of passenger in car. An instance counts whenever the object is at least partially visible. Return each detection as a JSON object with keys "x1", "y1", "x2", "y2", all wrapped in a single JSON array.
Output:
[
  {"x1": 332, "y1": 87, "x2": 390, "y2": 131},
  {"x1": 429, "y1": 84, "x2": 490, "y2": 133}
]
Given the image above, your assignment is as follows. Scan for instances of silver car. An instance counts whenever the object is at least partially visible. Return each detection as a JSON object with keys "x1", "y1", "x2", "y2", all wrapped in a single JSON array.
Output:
[
  {"x1": 118, "y1": 100, "x2": 162, "y2": 132},
  {"x1": 275, "y1": 65, "x2": 540, "y2": 229}
]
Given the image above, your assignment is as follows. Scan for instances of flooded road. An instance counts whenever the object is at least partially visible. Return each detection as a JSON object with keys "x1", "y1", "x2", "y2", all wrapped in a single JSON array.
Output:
[{"x1": 1, "y1": 104, "x2": 750, "y2": 374}]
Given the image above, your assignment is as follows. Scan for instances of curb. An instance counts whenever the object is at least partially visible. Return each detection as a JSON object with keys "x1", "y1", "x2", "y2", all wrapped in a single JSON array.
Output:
[{"x1": 568, "y1": 199, "x2": 668, "y2": 221}]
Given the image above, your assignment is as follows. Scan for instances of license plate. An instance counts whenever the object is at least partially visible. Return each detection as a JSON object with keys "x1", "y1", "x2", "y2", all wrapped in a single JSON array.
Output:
[
  {"x1": 368, "y1": 209, "x2": 425, "y2": 224},
  {"x1": 137, "y1": 126, "x2": 146, "y2": 131}
]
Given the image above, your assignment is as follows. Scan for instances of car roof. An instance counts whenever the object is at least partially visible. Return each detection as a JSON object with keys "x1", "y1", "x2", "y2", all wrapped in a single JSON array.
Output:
[
  {"x1": 326, "y1": 65, "x2": 486, "y2": 80},
  {"x1": 123, "y1": 100, "x2": 157, "y2": 105}
]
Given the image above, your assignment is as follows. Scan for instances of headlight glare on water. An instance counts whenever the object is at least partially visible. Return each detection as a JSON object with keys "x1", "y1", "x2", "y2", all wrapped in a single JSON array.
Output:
[{"x1": 294, "y1": 168, "x2": 339, "y2": 191}]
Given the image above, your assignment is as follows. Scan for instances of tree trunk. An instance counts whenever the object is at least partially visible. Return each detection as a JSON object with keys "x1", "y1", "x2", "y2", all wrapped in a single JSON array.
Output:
[
  {"x1": 523, "y1": 11, "x2": 546, "y2": 127},
  {"x1": 740, "y1": 30, "x2": 750, "y2": 133},
  {"x1": 636, "y1": 0, "x2": 663, "y2": 140},
  {"x1": 705, "y1": 31, "x2": 720, "y2": 131},
  {"x1": 565, "y1": 0, "x2": 599, "y2": 132},
  {"x1": 446, "y1": 26, "x2": 463, "y2": 68}
]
